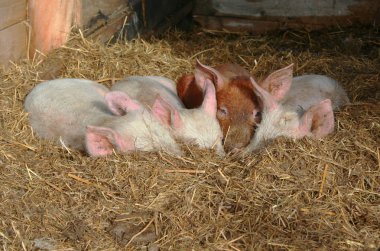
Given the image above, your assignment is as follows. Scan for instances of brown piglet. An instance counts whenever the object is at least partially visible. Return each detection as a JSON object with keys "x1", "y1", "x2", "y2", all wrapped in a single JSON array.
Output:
[{"x1": 177, "y1": 60, "x2": 291, "y2": 153}]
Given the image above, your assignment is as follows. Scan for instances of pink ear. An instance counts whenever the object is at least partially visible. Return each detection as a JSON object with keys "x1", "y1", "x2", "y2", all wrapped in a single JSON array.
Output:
[
  {"x1": 85, "y1": 125, "x2": 135, "y2": 156},
  {"x1": 201, "y1": 79, "x2": 217, "y2": 117},
  {"x1": 152, "y1": 95, "x2": 175, "y2": 127},
  {"x1": 151, "y1": 95, "x2": 183, "y2": 129},
  {"x1": 195, "y1": 59, "x2": 225, "y2": 90},
  {"x1": 171, "y1": 109, "x2": 183, "y2": 130},
  {"x1": 250, "y1": 77, "x2": 278, "y2": 112},
  {"x1": 260, "y1": 64, "x2": 293, "y2": 101},
  {"x1": 105, "y1": 91, "x2": 142, "y2": 116},
  {"x1": 298, "y1": 99, "x2": 335, "y2": 138}
]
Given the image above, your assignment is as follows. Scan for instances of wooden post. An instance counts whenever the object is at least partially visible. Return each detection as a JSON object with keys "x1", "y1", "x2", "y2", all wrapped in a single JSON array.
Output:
[{"x1": 28, "y1": 0, "x2": 81, "y2": 58}]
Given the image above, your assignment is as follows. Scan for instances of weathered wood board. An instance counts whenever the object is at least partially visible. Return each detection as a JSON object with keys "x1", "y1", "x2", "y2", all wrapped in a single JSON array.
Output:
[
  {"x1": 0, "y1": 22, "x2": 27, "y2": 65},
  {"x1": 0, "y1": 0, "x2": 193, "y2": 66},
  {"x1": 0, "y1": 0, "x2": 27, "y2": 30},
  {"x1": 28, "y1": 0, "x2": 81, "y2": 58},
  {"x1": 0, "y1": 0, "x2": 27, "y2": 65},
  {"x1": 193, "y1": 0, "x2": 380, "y2": 33},
  {"x1": 81, "y1": 0, "x2": 126, "y2": 28}
]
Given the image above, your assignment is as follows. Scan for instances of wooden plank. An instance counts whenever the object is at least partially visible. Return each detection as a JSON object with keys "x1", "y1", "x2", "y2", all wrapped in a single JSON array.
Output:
[
  {"x1": 193, "y1": 16, "x2": 279, "y2": 33},
  {"x1": 194, "y1": 0, "x2": 380, "y2": 33},
  {"x1": 86, "y1": 9, "x2": 128, "y2": 43},
  {"x1": 80, "y1": 0, "x2": 126, "y2": 28},
  {"x1": 28, "y1": 0, "x2": 81, "y2": 58},
  {"x1": 195, "y1": 0, "x2": 361, "y2": 18},
  {"x1": 194, "y1": 0, "x2": 380, "y2": 19},
  {"x1": 0, "y1": 22, "x2": 27, "y2": 66},
  {"x1": 0, "y1": 0, "x2": 26, "y2": 30}
]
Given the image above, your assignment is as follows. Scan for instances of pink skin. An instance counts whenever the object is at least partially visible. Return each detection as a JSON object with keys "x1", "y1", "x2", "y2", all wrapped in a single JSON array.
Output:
[
  {"x1": 251, "y1": 76, "x2": 334, "y2": 138},
  {"x1": 111, "y1": 76, "x2": 224, "y2": 155},
  {"x1": 85, "y1": 91, "x2": 182, "y2": 157},
  {"x1": 177, "y1": 60, "x2": 295, "y2": 153},
  {"x1": 105, "y1": 91, "x2": 142, "y2": 115},
  {"x1": 243, "y1": 77, "x2": 335, "y2": 154},
  {"x1": 151, "y1": 95, "x2": 183, "y2": 130},
  {"x1": 85, "y1": 91, "x2": 145, "y2": 156},
  {"x1": 150, "y1": 80, "x2": 225, "y2": 156},
  {"x1": 85, "y1": 125, "x2": 135, "y2": 156},
  {"x1": 25, "y1": 79, "x2": 182, "y2": 157}
]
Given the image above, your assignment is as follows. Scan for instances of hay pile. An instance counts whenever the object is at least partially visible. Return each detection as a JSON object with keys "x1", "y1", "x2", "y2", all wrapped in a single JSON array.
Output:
[{"x1": 0, "y1": 26, "x2": 379, "y2": 250}]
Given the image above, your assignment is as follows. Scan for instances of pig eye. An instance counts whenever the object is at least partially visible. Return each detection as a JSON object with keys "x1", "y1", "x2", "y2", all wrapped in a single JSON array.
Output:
[
  {"x1": 217, "y1": 106, "x2": 228, "y2": 118},
  {"x1": 253, "y1": 110, "x2": 262, "y2": 123}
]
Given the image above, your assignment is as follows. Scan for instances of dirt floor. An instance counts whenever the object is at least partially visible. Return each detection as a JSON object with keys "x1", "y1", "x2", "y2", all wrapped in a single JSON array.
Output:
[{"x1": 0, "y1": 25, "x2": 379, "y2": 250}]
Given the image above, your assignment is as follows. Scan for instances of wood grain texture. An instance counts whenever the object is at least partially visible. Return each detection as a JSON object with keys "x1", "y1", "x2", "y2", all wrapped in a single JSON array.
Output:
[
  {"x1": 0, "y1": 22, "x2": 27, "y2": 65},
  {"x1": 80, "y1": 0, "x2": 126, "y2": 28},
  {"x1": 28, "y1": 0, "x2": 81, "y2": 57},
  {"x1": 0, "y1": 0, "x2": 27, "y2": 30},
  {"x1": 195, "y1": 0, "x2": 361, "y2": 17},
  {"x1": 194, "y1": 0, "x2": 380, "y2": 33}
]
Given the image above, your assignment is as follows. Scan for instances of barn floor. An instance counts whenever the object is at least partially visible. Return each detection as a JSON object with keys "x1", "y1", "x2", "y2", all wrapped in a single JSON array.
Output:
[{"x1": 0, "y1": 25, "x2": 379, "y2": 250}]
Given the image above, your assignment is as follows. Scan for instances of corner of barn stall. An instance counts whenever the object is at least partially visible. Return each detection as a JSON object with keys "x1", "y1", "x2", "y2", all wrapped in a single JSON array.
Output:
[
  {"x1": 0, "y1": 0, "x2": 379, "y2": 66},
  {"x1": 1, "y1": 0, "x2": 380, "y2": 250},
  {"x1": 0, "y1": 0, "x2": 193, "y2": 66}
]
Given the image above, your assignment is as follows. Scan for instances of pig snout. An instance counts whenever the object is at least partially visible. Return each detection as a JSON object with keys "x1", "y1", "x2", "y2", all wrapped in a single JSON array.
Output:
[
  {"x1": 222, "y1": 122, "x2": 255, "y2": 153},
  {"x1": 215, "y1": 77, "x2": 262, "y2": 152}
]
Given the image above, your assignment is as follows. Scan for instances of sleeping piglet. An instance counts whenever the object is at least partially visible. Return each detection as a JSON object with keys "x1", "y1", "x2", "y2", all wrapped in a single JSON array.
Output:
[
  {"x1": 243, "y1": 65, "x2": 349, "y2": 153},
  {"x1": 177, "y1": 60, "x2": 288, "y2": 153},
  {"x1": 111, "y1": 76, "x2": 225, "y2": 156},
  {"x1": 24, "y1": 78, "x2": 182, "y2": 156}
]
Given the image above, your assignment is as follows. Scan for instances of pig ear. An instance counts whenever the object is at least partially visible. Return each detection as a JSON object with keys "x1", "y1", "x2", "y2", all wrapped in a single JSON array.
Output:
[
  {"x1": 250, "y1": 77, "x2": 278, "y2": 112},
  {"x1": 260, "y1": 64, "x2": 293, "y2": 101},
  {"x1": 170, "y1": 109, "x2": 183, "y2": 130},
  {"x1": 298, "y1": 99, "x2": 335, "y2": 138},
  {"x1": 177, "y1": 74, "x2": 194, "y2": 98},
  {"x1": 85, "y1": 125, "x2": 135, "y2": 156},
  {"x1": 105, "y1": 91, "x2": 142, "y2": 116},
  {"x1": 195, "y1": 59, "x2": 225, "y2": 90},
  {"x1": 201, "y1": 79, "x2": 217, "y2": 117},
  {"x1": 152, "y1": 95, "x2": 183, "y2": 129}
]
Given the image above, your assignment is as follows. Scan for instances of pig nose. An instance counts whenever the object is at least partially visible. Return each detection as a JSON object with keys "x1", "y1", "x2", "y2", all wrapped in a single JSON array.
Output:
[
  {"x1": 226, "y1": 143, "x2": 245, "y2": 154},
  {"x1": 233, "y1": 143, "x2": 244, "y2": 149}
]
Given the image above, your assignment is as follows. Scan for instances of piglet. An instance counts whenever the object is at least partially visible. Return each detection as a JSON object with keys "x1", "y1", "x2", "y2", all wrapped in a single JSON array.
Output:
[
  {"x1": 244, "y1": 77, "x2": 334, "y2": 153},
  {"x1": 177, "y1": 60, "x2": 264, "y2": 152},
  {"x1": 111, "y1": 76, "x2": 225, "y2": 156},
  {"x1": 281, "y1": 74, "x2": 349, "y2": 111},
  {"x1": 24, "y1": 78, "x2": 182, "y2": 156},
  {"x1": 243, "y1": 65, "x2": 349, "y2": 153}
]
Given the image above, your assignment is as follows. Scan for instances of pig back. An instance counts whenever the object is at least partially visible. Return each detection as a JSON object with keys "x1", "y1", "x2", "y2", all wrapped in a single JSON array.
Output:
[
  {"x1": 24, "y1": 79, "x2": 113, "y2": 150},
  {"x1": 281, "y1": 75, "x2": 349, "y2": 111},
  {"x1": 111, "y1": 76, "x2": 185, "y2": 109}
]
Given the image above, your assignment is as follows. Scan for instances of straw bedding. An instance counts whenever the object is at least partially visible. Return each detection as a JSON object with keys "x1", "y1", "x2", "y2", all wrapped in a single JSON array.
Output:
[{"x1": 0, "y1": 26, "x2": 379, "y2": 250}]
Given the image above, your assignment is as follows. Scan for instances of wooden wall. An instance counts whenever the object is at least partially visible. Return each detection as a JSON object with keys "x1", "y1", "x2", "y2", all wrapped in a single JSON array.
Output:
[
  {"x1": 0, "y1": 0, "x2": 191, "y2": 66},
  {"x1": 0, "y1": 0, "x2": 27, "y2": 66},
  {"x1": 193, "y1": 0, "x2": 380, "y2": 33},
  {"x1": 1, "y1": 0, "x2": 378, "y2": 66}
]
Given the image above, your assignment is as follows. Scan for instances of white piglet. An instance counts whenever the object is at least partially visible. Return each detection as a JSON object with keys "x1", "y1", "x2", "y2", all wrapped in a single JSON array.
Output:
[
  {"x1": 244, "y1": 64, "x2": 349, "y2": 153},
  {"x1": 111, "y1": 76, "x2": 225, "y2": 156},
  {"x1": 24, "y1": 79, "x2": 182, "y2": 156}
]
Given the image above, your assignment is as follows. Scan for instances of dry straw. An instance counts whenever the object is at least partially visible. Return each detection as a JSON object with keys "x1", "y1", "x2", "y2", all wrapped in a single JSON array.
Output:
[{"x1": 0, "y1": 26, "x2": 379, "y2": 250}]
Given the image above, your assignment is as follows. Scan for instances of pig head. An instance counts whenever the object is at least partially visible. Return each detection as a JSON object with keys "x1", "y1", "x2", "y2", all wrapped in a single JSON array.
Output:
[
  {"x1": 243, "y1": 77, "x2": 335, "y2": 154},
  {"x1": 177, "y1": 60, "x2": 294, "y2": 153}
]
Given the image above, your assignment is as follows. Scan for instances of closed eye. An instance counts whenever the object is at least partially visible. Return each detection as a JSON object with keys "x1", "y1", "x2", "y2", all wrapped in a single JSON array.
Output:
[
  {"x1": 254, "y1": 111, "x2": 262, "y2": 123},
  {"x1": 217, "y1": 106, "x2": 228, "y2": 118}
]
